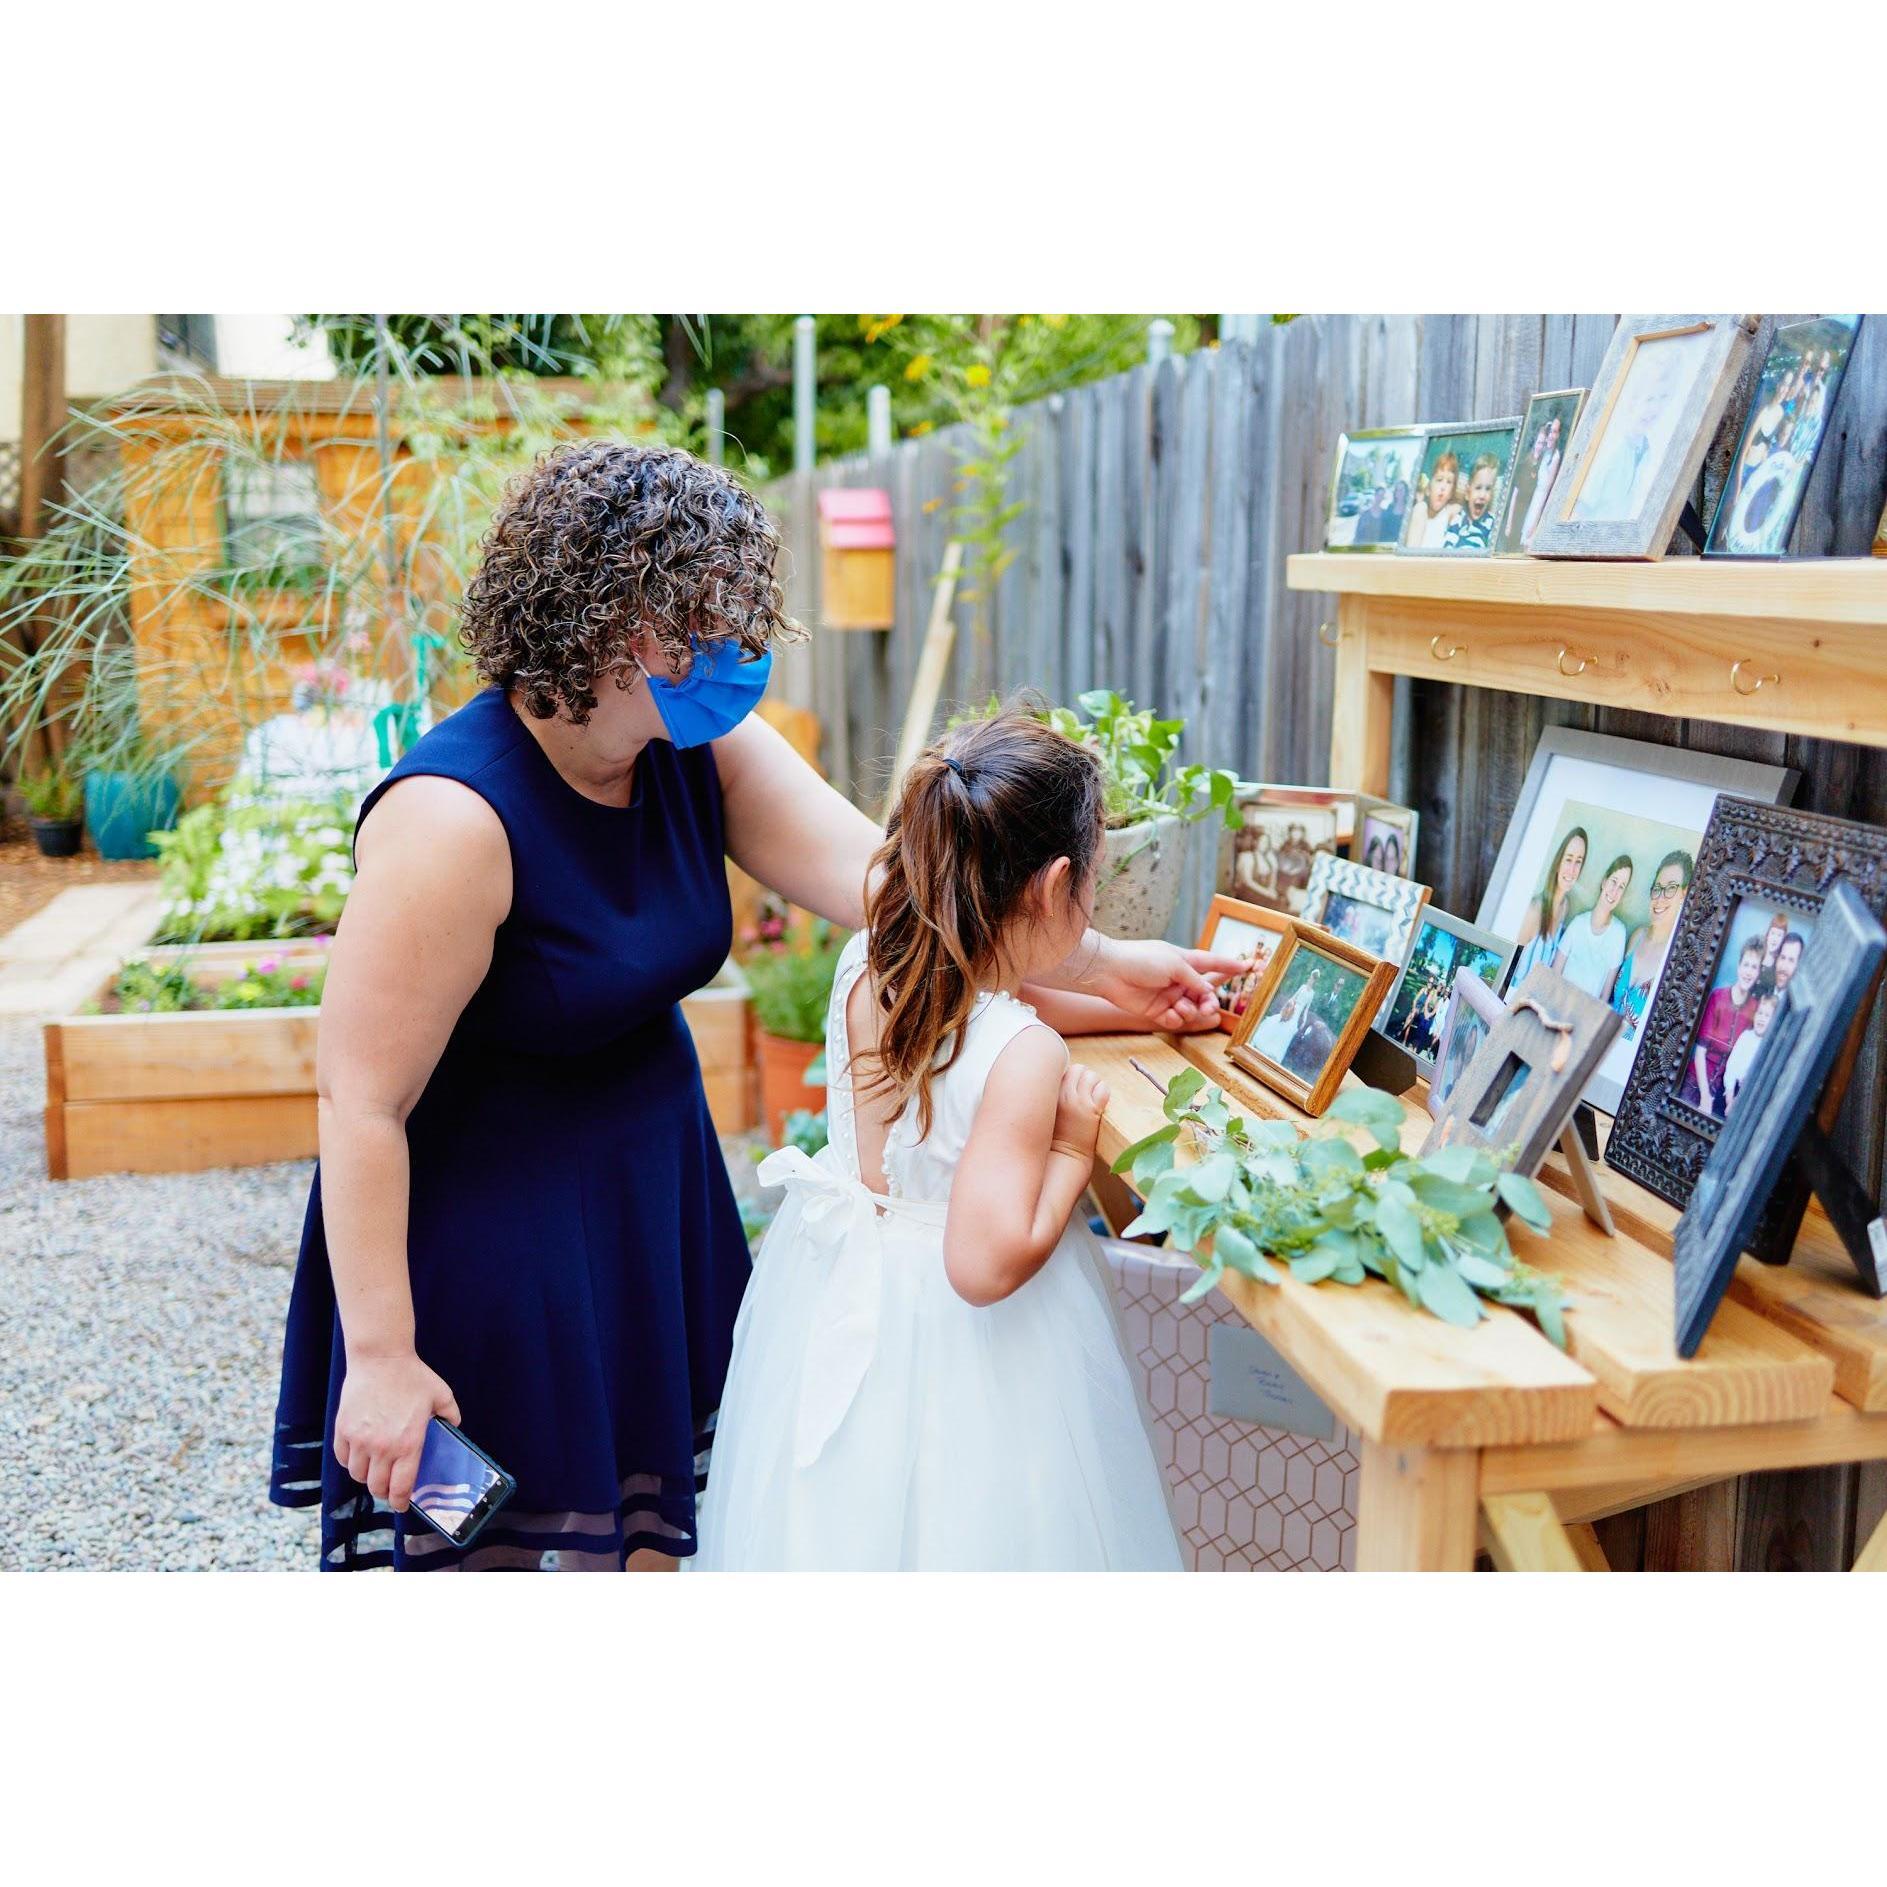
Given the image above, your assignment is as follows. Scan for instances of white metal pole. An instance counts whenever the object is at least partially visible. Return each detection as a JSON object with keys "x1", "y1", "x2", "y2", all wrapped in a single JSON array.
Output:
[
  {"x1": 793, "y1": 316, "x2": 816, "y2": 473},
  {"x1": 704, "y1": 387, "x2": 725, "y2": 466},
  {"x1": 867, "y1": 384, "x2": 892, "y2": 457},
  {"x1": 1147, "y1": 318, "x2": 1175, "y2": 366}
]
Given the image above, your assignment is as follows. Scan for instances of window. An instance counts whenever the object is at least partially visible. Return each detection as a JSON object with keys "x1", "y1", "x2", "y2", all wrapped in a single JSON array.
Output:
[
  {"x1": 158, "y1": 314, "x2": 219, "y2": 371},
  {"x1": 222, "y1": 459, "x2": 324, "y2": 581}
]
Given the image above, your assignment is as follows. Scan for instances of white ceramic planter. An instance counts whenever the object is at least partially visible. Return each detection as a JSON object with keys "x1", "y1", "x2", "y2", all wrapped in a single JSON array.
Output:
[{"x1": 1090, "y1": 814, "x2": 1188, "y2": 940}]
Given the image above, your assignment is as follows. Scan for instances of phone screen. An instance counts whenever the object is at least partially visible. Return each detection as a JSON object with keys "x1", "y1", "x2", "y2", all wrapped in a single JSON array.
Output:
[{"x1": 411, "y1": 1420, "x2": 510, "y2": 1543}]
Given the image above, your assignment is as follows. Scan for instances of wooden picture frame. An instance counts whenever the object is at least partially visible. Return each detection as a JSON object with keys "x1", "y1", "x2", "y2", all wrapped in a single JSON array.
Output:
[
  {"x1": 1395, "y1": 419, "x2": 1522, "y2": 557},
  {"x1": 1421, "y1": 964, "x2": 1622, "y2": 1177},
  {"x1": 1606, "y1": 798, "x2": 1887, "y2": 1253},
  {"x1": 1377, "y1": 907, "x2": 1517, "y2": 1067},
  {"x1": 1704, "y1": 315, "x2": 1862, "y2": 560},
  {"x1": 1323, "y1": 426, "x2": 1428, "y2": 553},
  {"x1": 1494, "y1": 387, "x2": 1588, "y2": 555},
  {"x1": 1301, "y1": 849, "x2": 1430, "y2": 973},
  {"x1": 1227, "y1": 923, "x2": 1397, "y2": 1117},
  {"x1": 1197, "y1": 894, "x2": 1296, "y2": 1034},
  {"x1": 1528, "y1": 314, "x2": 1755, "y2": 560},
  {"x1": 1477, "y1": 725, "x2": 1796, "y2": 1116},
  {"x1": 1672, "y1": 880, "x2": 1887, "y2": 1355},
  {"x1": 1425, "y1": 969, "x2": 1510, "y2": 1120},
  {"x1": 1350, "y1": 796, "x2": 1420, "y2": 880}
]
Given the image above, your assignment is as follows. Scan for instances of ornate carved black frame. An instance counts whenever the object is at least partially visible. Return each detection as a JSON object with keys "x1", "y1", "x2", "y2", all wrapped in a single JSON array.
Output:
[{"x1": 1606, "y1": 797, "x2": 1887, "y2": 1254}]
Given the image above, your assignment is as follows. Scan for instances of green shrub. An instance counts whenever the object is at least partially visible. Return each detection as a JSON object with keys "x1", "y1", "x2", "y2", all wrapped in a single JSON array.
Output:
[
  {"x1": 20, "y1": 768, "x2": 83, "y2": 822},
  {"x1": 743, "y1": 922, "x2": 847, "y2": 1044},
  {"x1": 153, "y1": 794, "x2": 354, "y2": 943}
]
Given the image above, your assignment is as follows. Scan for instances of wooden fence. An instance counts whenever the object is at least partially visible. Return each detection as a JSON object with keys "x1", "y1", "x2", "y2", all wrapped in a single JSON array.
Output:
[{"x1": 765, "y1": 311, "x2": 1887, "y2": 1571}]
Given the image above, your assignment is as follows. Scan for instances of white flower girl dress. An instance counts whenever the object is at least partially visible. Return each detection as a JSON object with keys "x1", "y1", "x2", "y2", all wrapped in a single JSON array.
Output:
[{"x1": 694, "y1": 934, "x2": 1182, "y2": 1571}]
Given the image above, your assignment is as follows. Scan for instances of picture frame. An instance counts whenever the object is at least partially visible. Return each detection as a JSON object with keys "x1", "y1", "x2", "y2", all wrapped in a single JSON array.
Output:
[
  {"x1": 1494, "y1": 387, "x2": 1588, "y2": 555},
  {"x1": 1606, "y1": 799, "x2": 1887, "y2": 1254},
  {"x1": 1672, "y1": 880, "x2": 1887, "y2": 1356},
  {"x1": 1350, "y1": 796, "x2": 1420, "y2": 880},
  {"x1": 1219, "y1": 785, "x2": 1355, "y2": 914},
  {"x1": 1396, "y1": 419, "x2": 1522, "y2": 557},
  {"x1": 1704, "y1": 315, "x2": 1862, "y2": 560},
  {"x1": 1425, "y1": 969, "x2": 1509, "y2": 1120},
  {"x1": 1323, "y1": 426, "x2": 1429, "y2": 553},
  {"x1": 1420, "y1": 965, "x2": 1623, "y2": 1180},
  {"x1": 1477, "y1": 726, "x2": 1796, "y2": 1115},
  {"x1": 1377, "y1": 907, "x2": 1517, "y2": 1069},
  {"x1": 1301, "y1": 849, "x2": 1430, "y2": 972},
  {"x1": 1227, "y1": 923, "x2": 1398, "y2": 1118},
  {"x1": 1196, "y1": 894, "x2": 1296, "y2": 1034},
  {"x1": 1528, "y1": 314, "x2": 1756, "y2": 560}
]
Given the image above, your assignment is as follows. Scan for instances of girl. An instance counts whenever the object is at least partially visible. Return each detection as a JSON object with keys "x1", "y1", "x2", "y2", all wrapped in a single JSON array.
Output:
[
  {"x1": 1513, "y1": 826, "x2": 1588, "y2": 983},
  {"x1": 1404, "y1": 451, "x2": 1462, "y2": 548},
  {"x1": 1554, "y1": 852, "x2": 1633, "y2": 1003},
  {"x1": 694, "y1": 712, "x2": 1183, "y2": 1571}
]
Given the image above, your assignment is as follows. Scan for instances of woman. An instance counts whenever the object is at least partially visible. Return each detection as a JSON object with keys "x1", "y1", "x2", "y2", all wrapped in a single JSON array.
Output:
[
  {"x1": 1555, "y1": 853, "x2": 1633, "y2": 1002},
  {"x1": 1681, "y1": 934, "x2": 1766, "y2": 1117},
  {"x1": 1611, "y1": 849, "x2": 1692, "y2": 1040},
  {"x1": 269, "y1": 441, "x2": 1240, "y2": 1573},
  {"x1": 1513, "y1": 826, "x2": 1587, "y2": 983}
]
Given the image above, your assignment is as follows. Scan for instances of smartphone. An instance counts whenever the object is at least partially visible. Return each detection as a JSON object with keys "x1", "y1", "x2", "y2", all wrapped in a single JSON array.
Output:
[{"x1": 406, "y1": 1418, "x2": 517, "y2": 1550}]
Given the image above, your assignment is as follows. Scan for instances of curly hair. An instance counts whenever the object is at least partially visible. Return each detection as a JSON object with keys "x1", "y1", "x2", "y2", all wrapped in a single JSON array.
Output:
[{"x1": 459, "y1": 441, "x2": 803, "y2": 722}]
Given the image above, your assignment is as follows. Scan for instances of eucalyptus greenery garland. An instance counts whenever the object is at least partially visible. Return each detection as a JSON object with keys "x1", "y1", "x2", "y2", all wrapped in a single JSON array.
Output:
[{"x1": 1111, "y1": 1068, "x2": 1571, "y2": 1347}]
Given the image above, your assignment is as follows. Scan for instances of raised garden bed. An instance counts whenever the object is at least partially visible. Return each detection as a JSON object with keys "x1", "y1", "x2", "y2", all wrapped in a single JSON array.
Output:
[{"x1": 44, "y1": 948, "x2": 758, "y2": 1180}]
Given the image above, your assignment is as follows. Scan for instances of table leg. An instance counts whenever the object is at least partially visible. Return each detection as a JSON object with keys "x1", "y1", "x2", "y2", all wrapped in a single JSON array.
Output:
[
  {"x1": 1328, "y1": 597, "x2": 1393, "y2": 797},
  {"x1": 1355, "y1": 1439, "x2": 1479, "y2": 1571},
  {"x1": 1479, "y1": 1491, "x2": 1606, "y2": 1571}
]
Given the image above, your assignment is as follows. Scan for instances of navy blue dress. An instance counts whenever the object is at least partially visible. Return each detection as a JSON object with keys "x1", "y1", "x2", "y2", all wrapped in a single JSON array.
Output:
[{"x1": 270, "y1": 687, "x2": 751, "y2": 1570}]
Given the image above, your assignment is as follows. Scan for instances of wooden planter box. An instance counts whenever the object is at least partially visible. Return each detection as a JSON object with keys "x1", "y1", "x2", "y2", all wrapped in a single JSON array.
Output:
[{"x1": 44, "y1": 947, "x2": 758, "y2": 1180}]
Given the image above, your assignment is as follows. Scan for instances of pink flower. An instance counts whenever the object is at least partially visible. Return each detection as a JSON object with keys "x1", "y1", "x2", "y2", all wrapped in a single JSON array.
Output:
[
  {"x1": 290, "y1": 975, "x2": 310, "y2": 991},
  {"x1": 257, "y1": 956, "x2": 280, "y2": 975}
]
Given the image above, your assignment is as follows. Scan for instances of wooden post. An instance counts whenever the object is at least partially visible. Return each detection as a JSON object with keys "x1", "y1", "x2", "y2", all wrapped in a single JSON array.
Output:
[
  {"x1": 1327, "y1": 594, "x2": 1392, "y2": 795},
  {"x1": 1480, "y1": 1491, "x2": 1606, "y2": 1571},
  {"x1": 6, "y1": 315, "x2": 69, "y2": 772},
  {"x1": 1355, "y1": 1439, "x2": 1479, "y2": 1570}
]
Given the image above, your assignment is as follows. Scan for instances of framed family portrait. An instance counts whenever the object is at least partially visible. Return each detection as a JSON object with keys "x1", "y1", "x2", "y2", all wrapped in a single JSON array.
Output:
[
  {"x1": 1227, "y1": 925, "x2": 1397, "y2": 1118},
  {"x1": 1324, "y1": 426, "x2": 1428, "y2": 551},
  {"x1": 1197, "y1": 895, "x2": 1294, "y2": 1033},
  {"x1": 1705, "y1": 315, "x2": 1861, "y2": 559},
  {"x1": 1672, "y1": 881, "x2": 1887, "y2": 1356},
  {"x1": 1425, "y1": 970, "x2": 1508, "y2": 1120},
  {"x1": 1606, "y1": 799, "x2": 1887, "y2": 1247},
  {"x1": 1421, "y1": 966, "x2": 1622, "y2": 1177},
  {"x1": 1397, "y1": 419, "x2": 1521, "y2": 556},
  {"x1": 1529, "y1": 314, "x2": 1756, "y2": 560},
  {"x1": 1219, "y1": 785, "x2": 1354, "y2": 914},
  {"x1": 1477, "y1": 727, "x2": 1796, "y2": 1115},
  {"x1": 1494, "y1": 387, "x2": 1587, "y2": 555},
  {"x1": 1377, "y1": 907, "x2": 1516, "y2": 1068},
  {"x1": 1302, "y1": 850, "x2": 1430, "y2": 971},
  {"x1": 1351, "y1": 796, "x2": 1419, "y2": 880}
]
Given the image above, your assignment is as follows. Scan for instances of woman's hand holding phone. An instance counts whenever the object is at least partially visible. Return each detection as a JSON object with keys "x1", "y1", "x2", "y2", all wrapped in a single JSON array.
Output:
[{"x1": 334, "y1": 1351, "x2": 461, "y2": 1512}]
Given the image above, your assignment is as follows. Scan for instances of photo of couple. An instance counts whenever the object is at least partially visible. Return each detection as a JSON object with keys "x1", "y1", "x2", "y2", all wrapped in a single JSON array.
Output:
[
  {"x1": 1246, "y1": 947, "x2": 1368, "y2": 1083},
  {"x1": 1384, "y1": 918, "x2": 1508, "y2": 1061},
  {"x1": 1496, "y1": 388, "x2": 1585, "y2": 553},
  {"x1": 1676, "y1": 901, "x2": 1816, "y2": 1119}
]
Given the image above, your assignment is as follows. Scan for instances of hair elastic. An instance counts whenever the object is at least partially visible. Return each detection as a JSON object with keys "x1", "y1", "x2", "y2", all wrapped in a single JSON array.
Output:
[{"x1": 942, "y1": 756, "x2": 967, "y2": 780}]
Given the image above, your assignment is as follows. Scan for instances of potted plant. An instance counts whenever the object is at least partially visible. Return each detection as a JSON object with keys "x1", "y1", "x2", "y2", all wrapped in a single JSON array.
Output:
[
  {"x1": 742, "y1": 920, "x2": 847, "y2": 1142},
  {"x1": 20, "y1": 766, "x2": 85, "y2": 857},
  {"x1": 1041, "y1": 690, "x2": 1240, "y2": 939}
]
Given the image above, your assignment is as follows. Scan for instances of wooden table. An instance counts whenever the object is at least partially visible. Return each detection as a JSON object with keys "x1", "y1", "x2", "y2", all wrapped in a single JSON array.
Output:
[{"x1": 1073, "y1": 1029, "x2": 1887, "y2": 1572}]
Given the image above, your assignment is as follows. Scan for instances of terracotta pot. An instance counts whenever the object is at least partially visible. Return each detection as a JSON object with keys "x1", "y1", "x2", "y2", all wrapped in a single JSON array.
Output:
[{"x1": 758, "y1": 1030, "x2": 825, "y2": 1144}]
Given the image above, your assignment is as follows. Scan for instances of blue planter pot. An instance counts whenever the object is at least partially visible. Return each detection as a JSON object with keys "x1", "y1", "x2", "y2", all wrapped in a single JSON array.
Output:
[{"x1": 83, "y1": 772, "x2": 181, "y2": 861}]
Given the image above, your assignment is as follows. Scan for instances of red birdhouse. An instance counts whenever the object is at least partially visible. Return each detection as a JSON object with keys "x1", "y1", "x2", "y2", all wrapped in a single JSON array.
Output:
[{"x1": 817, "y1": 488, "x2": 896, "y2": 630}]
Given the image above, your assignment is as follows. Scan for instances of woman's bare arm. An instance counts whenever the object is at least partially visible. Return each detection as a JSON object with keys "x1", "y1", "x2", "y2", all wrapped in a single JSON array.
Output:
[
  {"x1": 317, "y1": 776, "x2": 509, "y2": 1508},
  {"x1": 714, "y1": 714, "x2": 883, "y2": 930}
]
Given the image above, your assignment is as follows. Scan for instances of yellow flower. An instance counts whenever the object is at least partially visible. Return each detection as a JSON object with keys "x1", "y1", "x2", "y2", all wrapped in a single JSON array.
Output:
[
  {"x1": 860, "y1": 314, "x2": 904, "y2": 344},
  {"x1": 965, "y1": 363, "x2": 991, "y2": 389},
  {"x1": 1042, "y1": 313, "x2": 1068, "y2": 329},
  {"x1": 903, "y1": 354, "x2": 932, "y2": 382},
  {"x1": 922, "y1": 495, "x2": 945, "y2": 513},
  {"x1": 908, "y1": 420, "x2": 934, "y2": 437}
]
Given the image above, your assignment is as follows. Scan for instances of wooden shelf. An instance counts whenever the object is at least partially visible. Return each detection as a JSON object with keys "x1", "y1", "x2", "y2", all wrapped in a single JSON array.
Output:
[{"x1": 1287, "y1": 551, "x2": 1887, "y2": 626}]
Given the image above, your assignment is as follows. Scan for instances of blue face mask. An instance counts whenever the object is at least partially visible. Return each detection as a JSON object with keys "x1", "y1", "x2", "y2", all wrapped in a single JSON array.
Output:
[{"x1": 641, "y1": 641, "x2": 772, "y2": 748}]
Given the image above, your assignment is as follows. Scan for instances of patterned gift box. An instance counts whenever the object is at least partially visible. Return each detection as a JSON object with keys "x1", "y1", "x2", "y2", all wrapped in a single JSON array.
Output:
[{"x1": 1099, "y1": 1238, "x2": 1359, "y2": 1571}]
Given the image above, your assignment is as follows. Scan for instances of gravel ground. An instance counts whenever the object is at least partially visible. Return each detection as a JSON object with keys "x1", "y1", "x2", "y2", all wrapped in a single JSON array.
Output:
[{"x1": 0, "y1": 1011, "x2": 772, "y2": 1572}]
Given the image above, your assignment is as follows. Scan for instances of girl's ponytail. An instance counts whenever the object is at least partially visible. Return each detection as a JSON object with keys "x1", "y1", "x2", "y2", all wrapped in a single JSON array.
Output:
[{"x1": 859, "y1": 708, "x2": 1103, "y2": 1139}]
